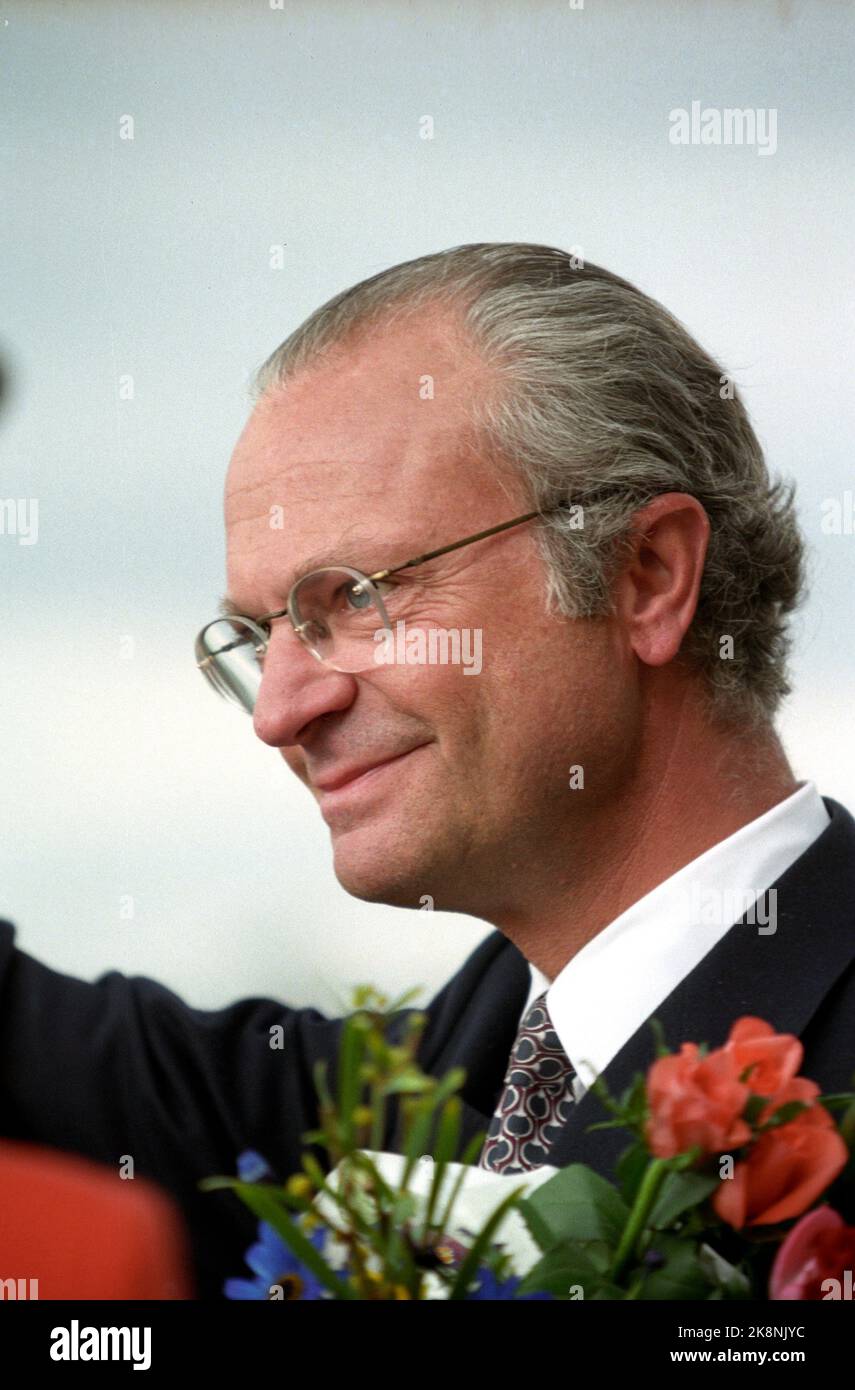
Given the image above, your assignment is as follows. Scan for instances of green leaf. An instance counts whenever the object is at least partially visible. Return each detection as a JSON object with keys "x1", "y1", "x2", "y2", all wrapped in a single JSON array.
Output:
[
  {"x1": 429, "y1": 1067, "x2": 468, "y2": 1106},
  {"x1": 615, "y1": 1141, "x2": 650, "y2": 1206},
  {"x1": 647, "y1": 1016, "x2": 670, "y2": 1059},
  {"x1": 391, "y1": 1191, "x2": 419, "y2": 1226},
  {"x1": 617, "y1": 1072, "x2": 650, "y2": 1122},
  {"x1": 521, "y1": 1164, "x2": 629, "y2": 1248},
  {"x1": 459, "y1": 1129, "x2": 487, "y2": 1167},
  {"x1": 383, "y1": 987, "x2": 426, "y2": 1015},
  {"x1": 429, "y1": 1128, "x2": 486, "y2": 1237},
  {"x1": 817, "y1": 1091, "x2": 855, "y2": 1109},
  {"x1": 648, "y1": 1170, "x2": 721, "y2": 1229},
  {"x1": 398, "y1": 1070, "x2": 467, "y2": 1189},
  {"x1": 421, "y1": 1100, "x2": 462, "y2": 1237},
  {"x1": 401, "y1": 1095, "x2": 441, "y2": 1181},
  {"x1": 634, "y1": 1234, "x2": 714, "y2": 1301},
  {"x1": 516, "y1": 1195, "x2": 558, "y2": 1254},
  {"x1": 586, "y1": 1074, "x2": 648, "y2": 1134},
  {"x1": 516, "y1": 1241, "x2": 612, "y2": 1298},
  {"x1": 759, "y1": 1099, "x2": 810, "y2": 1129},
  {"x1": 582, "y1": 1072, "x2": 621, "y2": 1118},
  {"x1": 337, "y1": 1014, "x2": 370, "y2": 1147},
  {"x1": 434, "y1": 1133, "x2": 487, "y2": 1241},
  {"x1": 697, "y1": 1243, "x2": 754, "y2": 1299},
  {"x1": 312, "y1": 1058, "x2": 334, "y2": 1114},
  {"x1": 382, "y1": 1073, "x2": 435, "y2": 1095},
  {"x1": 743, "y1": 1092, "x2": 768, "y2": 1125},
  {"x1": 838, "y1": 1097, "x2": 855, "y2": 1150}
]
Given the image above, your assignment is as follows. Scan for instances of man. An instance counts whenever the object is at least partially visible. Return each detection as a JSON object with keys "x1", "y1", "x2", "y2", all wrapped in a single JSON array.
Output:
[{"x1": 3, "y1": 243, "x2": 854, "y2": 1298}]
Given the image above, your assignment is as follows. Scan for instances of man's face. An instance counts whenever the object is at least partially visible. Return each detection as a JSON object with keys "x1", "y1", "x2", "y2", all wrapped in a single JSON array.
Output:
[{"x1": 224, "y1": 306, "x2": 638, "y2": 917}]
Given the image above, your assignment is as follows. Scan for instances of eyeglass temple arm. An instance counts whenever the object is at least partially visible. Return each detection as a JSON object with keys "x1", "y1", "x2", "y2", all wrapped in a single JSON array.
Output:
[{"x1": 367, "y1": 508, "x2": 558, "y2": 583}]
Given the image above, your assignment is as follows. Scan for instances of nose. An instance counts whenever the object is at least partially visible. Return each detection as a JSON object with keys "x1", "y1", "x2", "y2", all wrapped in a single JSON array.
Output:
[{"x1": 252, "y1": 622, "x2": 357, "y2": 747}]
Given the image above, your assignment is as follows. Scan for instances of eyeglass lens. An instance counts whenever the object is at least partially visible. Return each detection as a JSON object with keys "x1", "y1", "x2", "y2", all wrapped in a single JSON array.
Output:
[{"x1": 197, "y1": 567, "x2": 390, "y2": 712}]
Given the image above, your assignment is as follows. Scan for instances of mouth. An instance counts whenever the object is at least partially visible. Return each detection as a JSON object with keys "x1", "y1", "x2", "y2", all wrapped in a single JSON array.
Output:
[{"x1": 312, "y1": 745, "x2": 430, "y2": 817}]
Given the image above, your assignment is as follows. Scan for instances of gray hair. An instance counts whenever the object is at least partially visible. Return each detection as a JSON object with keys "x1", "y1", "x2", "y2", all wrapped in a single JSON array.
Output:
[{"x1": 255, "y1": 243, "x2": 805, "y2": 729}]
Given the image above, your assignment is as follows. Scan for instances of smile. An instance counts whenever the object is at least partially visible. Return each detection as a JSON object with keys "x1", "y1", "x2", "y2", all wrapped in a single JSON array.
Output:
[{"x1": 313, "y1": 745, "x2": 429, "y2": 817}]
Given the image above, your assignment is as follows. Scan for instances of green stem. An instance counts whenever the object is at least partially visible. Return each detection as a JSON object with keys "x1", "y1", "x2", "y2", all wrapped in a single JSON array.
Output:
[{"x1": 611, "y1": 1158, "x2": 669, "y2": 1284}]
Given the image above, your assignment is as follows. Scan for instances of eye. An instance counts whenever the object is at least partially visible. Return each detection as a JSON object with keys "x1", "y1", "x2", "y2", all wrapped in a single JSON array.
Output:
[
  {"x1": 343, "y1": 579, "x2": 373, "y2": 611},
  {"x1": 341, "y1": 578, "x2": 398, "y2": 610}
]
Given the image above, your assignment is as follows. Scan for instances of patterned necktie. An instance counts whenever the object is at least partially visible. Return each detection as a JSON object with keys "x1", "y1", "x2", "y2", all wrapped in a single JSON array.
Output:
[{"x1": 478, "y1": 992, "x2": 577, "y2": 1174}]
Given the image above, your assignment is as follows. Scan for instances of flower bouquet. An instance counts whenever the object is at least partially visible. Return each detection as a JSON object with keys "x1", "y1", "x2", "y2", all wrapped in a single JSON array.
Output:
[{"x1": 202, "y1": 987, "x2": 855, "y2": 1300}]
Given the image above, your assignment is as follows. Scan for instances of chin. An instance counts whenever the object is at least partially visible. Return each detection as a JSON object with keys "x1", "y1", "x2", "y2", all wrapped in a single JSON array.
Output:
[{"x1": 331, "y1": 835, "x2": 436, "y2": 910}]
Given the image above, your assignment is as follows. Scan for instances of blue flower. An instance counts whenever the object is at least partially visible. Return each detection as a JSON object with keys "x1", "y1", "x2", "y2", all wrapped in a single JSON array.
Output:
[
  {"x1": 236, "y1": 1149, "x2": 273, "y2": 1183},
  {"x1": 464, "y1": 1267, "x2": 553, "y2": 1301},
  {"x1": 224, "y1": 1221, "x2": 328, "y2": 1300}
]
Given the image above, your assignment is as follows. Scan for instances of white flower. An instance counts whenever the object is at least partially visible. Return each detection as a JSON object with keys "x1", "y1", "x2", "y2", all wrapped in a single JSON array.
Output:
[{"x1": 315, "y1": 1150, "x2": 559, "y2": 1294}]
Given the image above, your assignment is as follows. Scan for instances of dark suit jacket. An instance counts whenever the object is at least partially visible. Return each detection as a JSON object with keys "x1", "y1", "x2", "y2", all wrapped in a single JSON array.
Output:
[{"x1": 2, "y1": 795, "x2": 855, "y2": 1299}]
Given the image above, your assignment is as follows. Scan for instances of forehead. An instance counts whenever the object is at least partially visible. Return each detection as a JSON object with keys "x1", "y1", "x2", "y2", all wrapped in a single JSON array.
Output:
[{"x1": 224, "y1": 307, "x2": 518, "y2": 604}]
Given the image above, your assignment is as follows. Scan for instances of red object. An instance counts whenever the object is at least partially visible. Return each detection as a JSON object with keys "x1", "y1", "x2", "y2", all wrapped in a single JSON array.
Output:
[
  {"x1": 645, "y1": 1016, "x2": 807, "y2": 1161},
  {"x1": 645, "y1": 1015, "x2": 849, "y2": 1230},
  {"x1": 712, "y1": 1102, "x2": 848, "y2": 1229},
  {"x1": 723, "y1": 1016, "x2": 803, "y2": 1096},
  {"x1": 645, "y1": 1040, "x2": 753, "y2": 1158},
  {"x1": 0, "y1": 1140, "x2": 193, "y2": 1299},
  {"x1": 770, "y1": 1205, "x2": 855, "y2": 1299}
]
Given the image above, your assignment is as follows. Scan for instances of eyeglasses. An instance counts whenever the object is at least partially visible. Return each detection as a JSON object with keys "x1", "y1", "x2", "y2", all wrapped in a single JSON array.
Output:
[{"x1": 195, "y1": 506, "x2": 569, "y2": 714}]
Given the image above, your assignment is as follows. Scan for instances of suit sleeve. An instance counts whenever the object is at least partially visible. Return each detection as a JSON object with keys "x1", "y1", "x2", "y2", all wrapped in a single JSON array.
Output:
[{"x1": 0, "y1": 917, "x2": 345, "y2": 1297}]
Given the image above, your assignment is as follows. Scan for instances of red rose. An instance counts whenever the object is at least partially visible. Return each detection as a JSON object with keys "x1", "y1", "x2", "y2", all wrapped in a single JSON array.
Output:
[
  {"x1": 646, "y1": 1043, "x2": 752, "y2": 1159},
  {"x1": 712, "y1": 1099, "x2": 848, "y2": 1229},
  {"x1": 646, "y1": 1017, "x2": 849, "y2": 1230},
  {"x1": 757, "y1": 1074, "x2": 824, "y2": 1125},
  {"x1": 722, "y1": 1016, "x2": 803, "y2": 1095}
]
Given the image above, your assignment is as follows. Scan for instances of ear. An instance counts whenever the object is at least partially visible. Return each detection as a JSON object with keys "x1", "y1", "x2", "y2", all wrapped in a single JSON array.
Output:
[{"x1": 612, "y1": 493, "x2": 710, "y2": 670}]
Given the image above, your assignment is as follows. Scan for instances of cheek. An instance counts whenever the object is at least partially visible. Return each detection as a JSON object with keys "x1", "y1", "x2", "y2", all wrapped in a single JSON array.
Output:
[
  {"x1": 365, "y1": 661, "x2": 479, "y2": 724},
  {"x1": 483, "y1": 620, "x2": 616, "y2": 747}
]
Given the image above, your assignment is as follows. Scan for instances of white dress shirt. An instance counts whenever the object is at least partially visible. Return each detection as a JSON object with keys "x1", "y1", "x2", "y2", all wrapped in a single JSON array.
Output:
[{"x1": 520, "y1": 781, "x2": 830, "y2": 1102}]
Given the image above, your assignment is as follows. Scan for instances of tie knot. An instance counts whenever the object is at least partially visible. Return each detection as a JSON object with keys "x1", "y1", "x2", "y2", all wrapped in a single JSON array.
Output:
[{"x1": 510, "y1": 992, "x2": 574, "y2": 1086}]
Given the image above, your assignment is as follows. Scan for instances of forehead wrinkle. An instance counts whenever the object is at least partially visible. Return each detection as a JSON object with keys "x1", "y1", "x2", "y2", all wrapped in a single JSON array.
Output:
[{"x1": 225, "y1": 465, "x2": 388, "y2": 531}]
